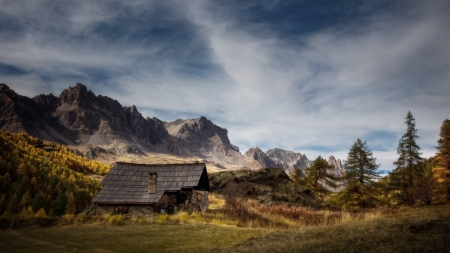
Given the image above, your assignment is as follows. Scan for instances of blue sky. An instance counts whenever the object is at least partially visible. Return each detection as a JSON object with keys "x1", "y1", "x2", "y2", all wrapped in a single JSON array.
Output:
[{"x1": 1, "y1": 0, "x2": 449, "y2": 171}]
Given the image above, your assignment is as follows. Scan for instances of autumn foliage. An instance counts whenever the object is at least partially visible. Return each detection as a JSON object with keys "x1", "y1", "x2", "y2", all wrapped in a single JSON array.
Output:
[{"x1": 0, "y1": 130, "x2": 111, "y2": 217}]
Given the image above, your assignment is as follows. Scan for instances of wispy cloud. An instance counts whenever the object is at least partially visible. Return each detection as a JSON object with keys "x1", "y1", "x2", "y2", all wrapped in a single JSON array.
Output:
[{"x1": 1, "y1": 0, "x2": 449, "y2": 171}]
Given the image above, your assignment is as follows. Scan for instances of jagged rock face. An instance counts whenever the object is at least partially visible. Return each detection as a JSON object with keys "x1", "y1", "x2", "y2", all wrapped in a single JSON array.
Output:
[
  {"x1": 266, "y1": 148, "x2": 309, "y2": 174},
  {"x1": 164, "y1": 117, "x2": 243, "y2": 164},
  {"x1": 327, "y1": 155, "x2": 346, "y2": 192},
  {"x1": 0, "y1": 83, "x2": 67, "y2": 143},
  {"x1": 0, "y1": 83, "x2": 170, "y2": 152},
  {"x1": 243, "y1": 146, "x2": 276, "y2": 169},
  {"x1": 327, "y1": 156, "x2": 346, "y2": 178}
]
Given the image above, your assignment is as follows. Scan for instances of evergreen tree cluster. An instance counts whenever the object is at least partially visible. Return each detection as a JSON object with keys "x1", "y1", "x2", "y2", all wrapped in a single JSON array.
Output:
[
  {"x1": 292, "y1": 111, "x2": 450, "y2": 210},
  {"x1": 0, "y1": 130, "x2": 111, "y2": 217}
]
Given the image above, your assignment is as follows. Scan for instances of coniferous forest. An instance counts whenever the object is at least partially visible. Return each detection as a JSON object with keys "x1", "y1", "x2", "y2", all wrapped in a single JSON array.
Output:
[{"x1": 0, "y1": 130, "x2": 111, "y2": 217}]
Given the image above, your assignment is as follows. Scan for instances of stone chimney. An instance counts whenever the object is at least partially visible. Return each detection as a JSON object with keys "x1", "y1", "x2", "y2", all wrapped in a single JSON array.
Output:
[{"x1": 148, "y1": 173, "x2": 157, "y2": 194}]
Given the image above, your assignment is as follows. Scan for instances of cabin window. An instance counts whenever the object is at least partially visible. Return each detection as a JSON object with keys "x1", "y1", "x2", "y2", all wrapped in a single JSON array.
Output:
[
  {"x1": 197, "y1": 193, "x2": 203, "y2": 202},
  {"x1": 148, "y1": 173, "x2": 157, "y2": 194},
  {"x1": 114, "y1": 205, "x2": 129, "y2": 214}
]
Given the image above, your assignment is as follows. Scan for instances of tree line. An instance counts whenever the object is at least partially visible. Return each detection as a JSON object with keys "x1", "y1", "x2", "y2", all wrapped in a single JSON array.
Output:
[
  {"x1": 0, "y1": 131, "x2": 112, "y2": 217},
  {"x1": 292, "y1": 111, "x2": 450, "y2": 210}
]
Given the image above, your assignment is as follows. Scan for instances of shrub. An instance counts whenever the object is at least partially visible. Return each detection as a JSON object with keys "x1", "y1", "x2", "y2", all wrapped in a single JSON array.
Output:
[
  {"x1": 108, "y1": 215, "x2": 125, "y2": 225},
  {"x1": 35, "y1": 208, "x2": 46, "y2": 217}
]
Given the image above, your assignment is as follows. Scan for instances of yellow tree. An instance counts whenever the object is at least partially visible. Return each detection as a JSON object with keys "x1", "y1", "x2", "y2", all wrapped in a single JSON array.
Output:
[{"x1": 436, "y1": 119, "x2": 450, "y2": 201}]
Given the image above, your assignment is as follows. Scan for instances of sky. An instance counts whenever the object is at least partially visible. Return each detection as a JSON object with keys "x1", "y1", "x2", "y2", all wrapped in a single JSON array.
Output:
[{"x1": 1, "y1": 0, "x2": 449, "y2": 172}]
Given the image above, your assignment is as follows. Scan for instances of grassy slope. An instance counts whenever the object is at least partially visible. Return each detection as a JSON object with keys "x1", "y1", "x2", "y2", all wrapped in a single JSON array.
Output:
[
  {"x1": 212, "y1": 204, "x2": 450, "y2": 253},
  {"x1": 0, "y1": 223, "x2": 268, "y2": 253}
]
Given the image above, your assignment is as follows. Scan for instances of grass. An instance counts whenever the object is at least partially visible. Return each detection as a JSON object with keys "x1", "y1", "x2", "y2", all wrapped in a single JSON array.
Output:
[
  {"x1": 1, "y1": 204, "x2": 449, "y2": 252},
  {"x1": 0, "y1": 223, "x2": 268, "y2": 253},
  {"x1": 210, "y1": 204, "x2": 450, "y2": 253}
]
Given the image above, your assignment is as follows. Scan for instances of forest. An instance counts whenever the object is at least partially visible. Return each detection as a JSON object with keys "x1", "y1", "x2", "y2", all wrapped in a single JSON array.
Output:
[{"x1": 0, "y1": 130, "x2": 111, "y2": 217}]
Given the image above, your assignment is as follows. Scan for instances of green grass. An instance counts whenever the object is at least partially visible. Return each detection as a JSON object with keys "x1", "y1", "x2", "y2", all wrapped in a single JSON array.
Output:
[
  {"x1": 210, "y1": 204, "x2": 450, "y2": 253},
  {"x1": 1, "y1": 205, "x2": 449, "y2": 253},
  {"x1": 0, "y1": 223, "x2": 268, "y2": 253}
]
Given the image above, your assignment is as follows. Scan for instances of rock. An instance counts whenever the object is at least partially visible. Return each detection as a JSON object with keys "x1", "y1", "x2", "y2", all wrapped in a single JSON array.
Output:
[
  {"x1": 244, "y1": 146, "x2": 276, "y2": 169},
  {"x1": 266, "y1": 148, "x2": 309, "y2": 175},
  {"x1": 164, "y1": 117, "x2": 244, "y2": 165}
]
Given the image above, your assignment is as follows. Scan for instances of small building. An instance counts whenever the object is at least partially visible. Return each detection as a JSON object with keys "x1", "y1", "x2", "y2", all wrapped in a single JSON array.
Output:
[{"x1": 92, "y1": 162, "x2": 210, "y2": 215}]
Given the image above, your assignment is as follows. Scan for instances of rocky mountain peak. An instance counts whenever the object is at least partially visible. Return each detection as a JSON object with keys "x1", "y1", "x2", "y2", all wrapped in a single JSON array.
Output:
[
  {"x1": 266, "y1": 148, "x2": 309, "y2": 175},
  {"x1": 327, "y1": 156, "x2": 346, "y2": 178},
  {"x1": 59, "y1": 83, "x2": 96, "y2": 108},
  {"x1": 0, "y1": 83, "x2": 11, "y2": 92}
]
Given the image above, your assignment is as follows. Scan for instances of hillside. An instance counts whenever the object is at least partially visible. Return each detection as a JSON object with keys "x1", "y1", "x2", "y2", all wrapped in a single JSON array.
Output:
[
  {"x1": 0, "y1": 130, "x2": 111, "y2": 216},
  {"x1": 209, "y1": 167, "x2": 323, "y2": 208}
]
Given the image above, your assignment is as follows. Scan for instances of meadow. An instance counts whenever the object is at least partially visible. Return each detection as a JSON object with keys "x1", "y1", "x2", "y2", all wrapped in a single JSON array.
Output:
[{"x1": 1, "y1": 203, "x2": 449, "y2": 253}]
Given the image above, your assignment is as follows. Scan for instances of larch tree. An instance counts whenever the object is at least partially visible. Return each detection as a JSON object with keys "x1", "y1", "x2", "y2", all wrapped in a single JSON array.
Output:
[
  {"x1": 436, "y1": 119, "x2": 450, "y2": 201},
  {"x1": 304, "y1": 155, "x2": 340, "y2": 197},
  {"x1": 338, "y1": 138, "x2": 381, "y2": 209}
]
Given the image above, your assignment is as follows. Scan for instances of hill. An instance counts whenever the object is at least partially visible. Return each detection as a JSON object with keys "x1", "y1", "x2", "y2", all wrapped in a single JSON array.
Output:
[
  {"x1": 0, "y1": 130, "x2": 111, "y2": 216},
  {"x1": 209, "y1": 167, "x2": 323, "y2": 208}
]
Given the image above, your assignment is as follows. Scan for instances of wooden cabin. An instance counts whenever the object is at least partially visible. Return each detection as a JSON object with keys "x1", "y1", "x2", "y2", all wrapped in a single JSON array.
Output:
[{"x1": 92, "y1": 162, "x2": 210, "y2": 215}]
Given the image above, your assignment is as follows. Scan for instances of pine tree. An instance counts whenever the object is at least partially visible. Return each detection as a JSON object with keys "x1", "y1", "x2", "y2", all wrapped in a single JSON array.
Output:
[
  {"x1": 304, "y1": 156, "x2": 340, "y2": 197},
  {"x1": 390, "y1": 111, "x2": 422, "y2": 205},
  {"x1": 338, "y1": 138, "x2": 381, "y2": 209},
  {"x1": 436, "y1": 119, "x2": 450, "y2": 201}
]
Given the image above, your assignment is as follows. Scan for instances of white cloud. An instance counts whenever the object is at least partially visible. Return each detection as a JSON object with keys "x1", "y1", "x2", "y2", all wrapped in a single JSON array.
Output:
[{"x1": 1, "y1": 0, "x2": 449, "y2": 172}]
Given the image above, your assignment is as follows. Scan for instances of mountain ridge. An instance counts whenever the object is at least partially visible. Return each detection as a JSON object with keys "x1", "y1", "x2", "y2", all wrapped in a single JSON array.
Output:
[{"x1": 0, "y1": 83, "x2": 343, "y2": 174}]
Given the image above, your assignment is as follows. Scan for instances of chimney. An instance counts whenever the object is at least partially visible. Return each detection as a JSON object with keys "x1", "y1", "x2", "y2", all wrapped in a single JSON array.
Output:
[{"x1": 148, "y1": 173, "x2": 157, "y2": 194}]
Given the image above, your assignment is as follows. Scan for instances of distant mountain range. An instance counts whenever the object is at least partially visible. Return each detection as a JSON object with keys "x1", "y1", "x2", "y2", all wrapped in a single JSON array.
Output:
[{"x1": 0, "y1": 83, "x2": 343, "y2": 176}]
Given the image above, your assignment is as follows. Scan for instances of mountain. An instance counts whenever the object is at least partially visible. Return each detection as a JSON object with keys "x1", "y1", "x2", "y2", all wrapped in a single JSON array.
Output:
[
  {"x1": 266, "y1": 148, "x2": 309, "y2": 174},
  {"x1": 1, "y1": 83, "x2": 169, "y2": 153},
  {"x1": 327, "y1": 156, "x2": 346, "y2": 178},
  {"x1": 164, "y1": 117, "x2": 243, "y2": 164},
  {"x1": 0, "y1": 83, "x2": 246, "y2": 166},
  {"x1": 1, "y1": 82, "x2": 325, "y2": 173},
  {"x1": 243, "y1": 146, "x2": 276, "y2": 169},
  {"x1": 326, "y1": 155, "x2": 346, "y2": 192}
]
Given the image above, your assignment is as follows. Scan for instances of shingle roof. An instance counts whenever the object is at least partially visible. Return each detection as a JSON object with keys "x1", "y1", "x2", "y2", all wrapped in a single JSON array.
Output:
[{"x1": 92, "y1": 162, "x2": 208, "y2": 204}]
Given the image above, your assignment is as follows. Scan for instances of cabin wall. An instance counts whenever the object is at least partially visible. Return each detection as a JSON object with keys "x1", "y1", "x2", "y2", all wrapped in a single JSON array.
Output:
[
  {"x1": 190, "y1": 190, "x2": 209, "y2": 212},
  {"x1": 95, "y1": 204, "x2": 154, "y2": 215}
]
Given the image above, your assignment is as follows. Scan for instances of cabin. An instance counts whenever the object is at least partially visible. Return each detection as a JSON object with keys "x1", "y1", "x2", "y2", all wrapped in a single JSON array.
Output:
[{"x1": 92, "y1": 162, "x2": 210, "y2": 215}]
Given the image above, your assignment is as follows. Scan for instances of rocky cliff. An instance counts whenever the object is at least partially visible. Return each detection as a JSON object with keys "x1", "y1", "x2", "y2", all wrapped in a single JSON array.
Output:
[
  {"x1": 243, "y1": 146, "x2": 276, "y2": 169},
  {"x1": 164, "y1": 117, "x2": 243, "y2": 164},
  {"x1": 327, "y1": 155, "x2": 346, "y2": 192},
  {"x1": 0, "y1": 83, "x2": 170, "y2": 156},
  {"x1": 266, "y1": 148, "x2": 309, "y2": 174}
]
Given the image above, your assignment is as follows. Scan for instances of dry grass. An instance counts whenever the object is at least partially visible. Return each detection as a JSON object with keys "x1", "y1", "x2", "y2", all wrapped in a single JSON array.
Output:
[
  {"x1": 0, "y1": 223, "x2": 269, "y2": 253},
  {"x1": 2, "y1": 204, "x2": 449, "y2": 252},
  {"x1": 222, "y1": 197, "x2": 395, "y2": 228},
  {"x1": 209, "y1": 194, "x2": 226, "y2": 209},
  {"x1": 210, "y1": 204, "x2": 450, "y2": 253}
]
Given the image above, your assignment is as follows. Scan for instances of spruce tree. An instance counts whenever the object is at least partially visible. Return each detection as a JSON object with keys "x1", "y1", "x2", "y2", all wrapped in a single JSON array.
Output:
[
  {"x1": 436, "y1": 119, "x2": 450, "y2": 201},
  {"x1": 390, "y1": 111, "x2": 422, "y2": 205},
  {"x1": 338, "y1": 138, "x2": 381, "y2": 209}
]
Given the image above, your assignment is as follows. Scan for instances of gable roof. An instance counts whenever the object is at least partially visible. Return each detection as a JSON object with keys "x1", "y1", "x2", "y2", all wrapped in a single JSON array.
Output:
[{"x1": 92, "y1": 162, "x2": 209, "y2": 205}]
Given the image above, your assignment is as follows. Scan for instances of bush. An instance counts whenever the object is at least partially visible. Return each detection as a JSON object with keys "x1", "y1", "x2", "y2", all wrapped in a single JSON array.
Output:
[{"x1": 108, "y1": 215, "x2": 125, "y2": 225}]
